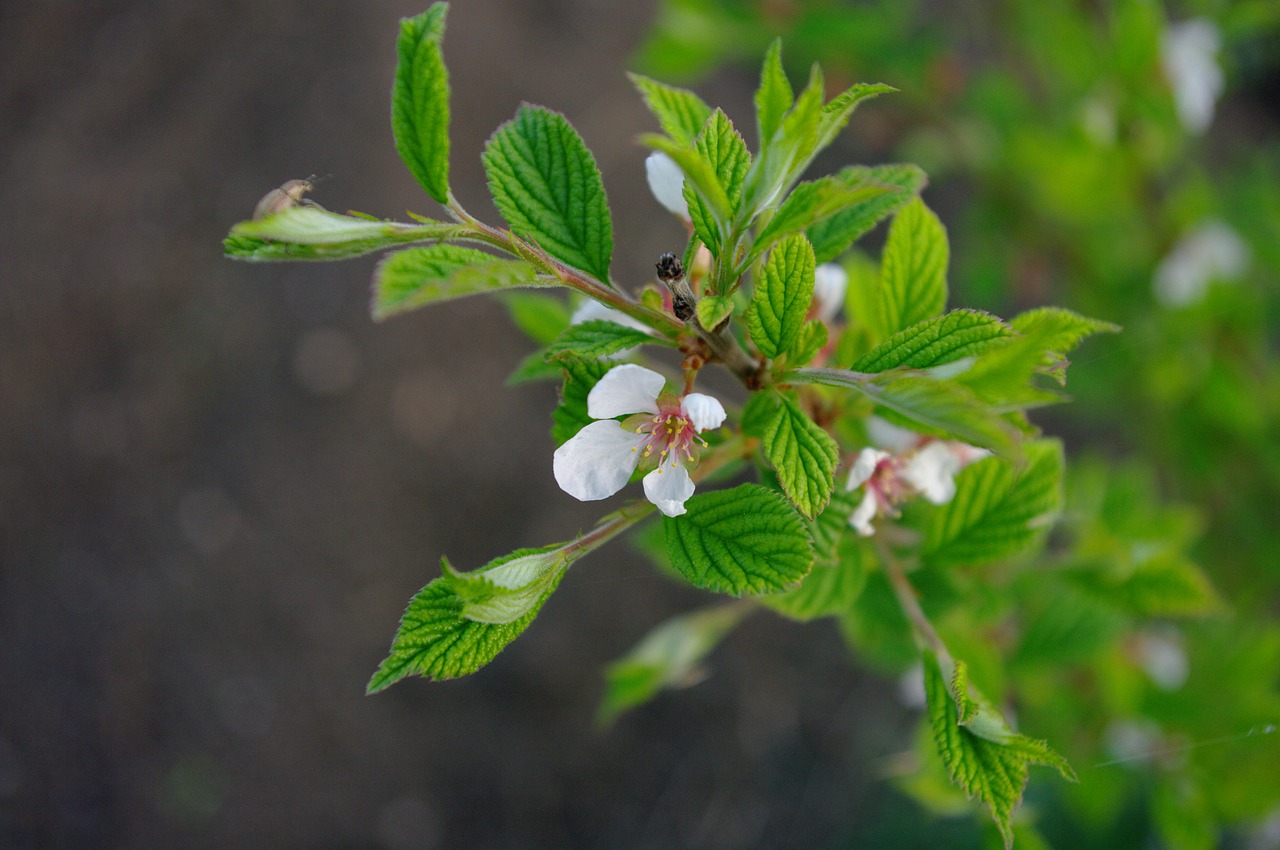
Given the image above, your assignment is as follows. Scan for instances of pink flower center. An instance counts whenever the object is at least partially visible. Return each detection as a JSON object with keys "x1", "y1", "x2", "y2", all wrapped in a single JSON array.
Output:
[{"x1": 630, "y1": 398, "x2": 704, "y2": 470}]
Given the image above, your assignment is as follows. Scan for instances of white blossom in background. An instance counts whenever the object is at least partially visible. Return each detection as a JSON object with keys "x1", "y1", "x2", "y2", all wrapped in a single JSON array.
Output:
[
  {"x1": 645, "y1": 152, "x2": 690, "y2": 221},
  {"x1": 846, "y1": 420, "x2": 992, "y2": 536},
  {"x1": 1153, "y1": 219, "x2": 1249, "y2": 306},
  {"x1": 1161, "y1": 18, "x2": 1225, "y2": 134},
  {"x1": 553, "y1": 364, "x2": 725, "y2": 517},
  {"x1": 1136, "y1": 631, "x2": 1190, "y2": 691},
  {"x1": 811, "y1": 263, "x2": 848, "y2": 323}
]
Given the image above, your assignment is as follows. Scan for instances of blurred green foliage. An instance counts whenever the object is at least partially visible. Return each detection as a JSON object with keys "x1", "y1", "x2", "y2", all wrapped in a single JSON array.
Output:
[{"x1": 637, "y1": 0, "x2": 1280, "y2": 846}]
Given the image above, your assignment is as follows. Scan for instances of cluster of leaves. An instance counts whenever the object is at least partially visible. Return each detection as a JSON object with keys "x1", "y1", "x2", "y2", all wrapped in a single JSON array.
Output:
[
  {"x1": 637, "y1": 0, "x2": 1280, "y2": 846},
  {"x1": 220, "y1": 4, "x2": 1189, "y2": 845}
]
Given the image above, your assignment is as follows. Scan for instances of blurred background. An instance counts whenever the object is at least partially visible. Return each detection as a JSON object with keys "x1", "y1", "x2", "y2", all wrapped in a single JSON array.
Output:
[{"x1": 1, "y1": 0, "x2": 1277, "y2": 848}]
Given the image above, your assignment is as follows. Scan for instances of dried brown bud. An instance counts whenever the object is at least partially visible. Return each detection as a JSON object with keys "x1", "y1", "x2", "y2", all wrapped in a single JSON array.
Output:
[{"x1": 655, "y1": 252, "x2": 684, "y2": 284}]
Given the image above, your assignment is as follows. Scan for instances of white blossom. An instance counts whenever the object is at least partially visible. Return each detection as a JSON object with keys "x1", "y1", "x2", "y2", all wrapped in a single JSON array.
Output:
[
  {"x1": 553, "y1": 364, "x2": 725, "y2": 517},
  {"x1": 1161, "y1": 18, "x2": 1225, "y2": 134},
  {"x1": 1153, "y1": 219, "x2": 1249, "y2": 306},
  {"x1": 645, "y1": 152, "x2": 690, "y2": 220},
  {"x1": 812, "y1": 263, "x2": 848, "y2": 323}
]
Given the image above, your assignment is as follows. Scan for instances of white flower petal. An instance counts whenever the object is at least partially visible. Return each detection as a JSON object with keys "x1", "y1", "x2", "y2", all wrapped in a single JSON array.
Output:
[
  {"x1": 570, "y1": 299, "x2": 652, "y2": 333},
  {"x1": 645, "y1": 152, "x2": 690, "y2": 220},
  {"x1": 1153, "y1": 220, "x2": 1249, "y2": 307},
  {"x1": 682, "y1": 393, "x2": 726, "y2": 432},
  {"x1": 901, "y1": 442, "x2": 961, "y2": 504},
  {"x1": 847, "y1": 448, "x2": 889, "y2": 491},
  {"x1": 813, "y1": 263, "x2": 848, "y2": 323},
  {"x1": 642, "y1": 462, "x2": 696, "y2": 517},
  {"x1": 1162, "y1": 18, "x2": 1224, "y2": 133},
  {"x1": 866, "y1": 417, "x2": 920, "y2": 453},
  {"x1": 850, "y1": 489, "x2": 879, "y2": 536},
  {"x1": 587, "y1": 364, "x2": 664, "y2": 419},
  {"x1": 553, "y1": 420, "x2": 644, "y2": 501}
]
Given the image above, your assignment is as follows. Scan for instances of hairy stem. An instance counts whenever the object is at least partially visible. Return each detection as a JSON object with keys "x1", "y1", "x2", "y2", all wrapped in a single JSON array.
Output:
[{"x1": 879, "y1": 538, "x2": 952, "y2": 667}]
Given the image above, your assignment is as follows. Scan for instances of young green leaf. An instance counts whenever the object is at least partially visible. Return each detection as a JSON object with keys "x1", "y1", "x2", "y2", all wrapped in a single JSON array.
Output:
[
  {"x1": 641, "y1": 135, "x2": 732, "y2": 228},
  {"x1": 1008, "y1": 307, "x2": 1121, "y2": 384},
  {"x1": 808, "y1": 486, "x2": 861, "y2": 566},
  {"x1": 920, "y1": 440, "x2": 1064, "y2": 568},
  {"x1": 443, "y1": 549, "x2": 569, "y2": 624},
  {"x1": 550, "y1": 356, "x2": 615, "y2": 445},
  {"x1": 599, "y1": 602, "x2": 751, "y2": 724},
  {"x1": 628, "y1": 73, "x2": 713, "y2": 147},
  {"x1": 225, "y1": 207, "x2": 465, "y2": 261},
  {"x1": 682, "y1": 109, "x2": 751, "y2": 257},
  {"x1": 367, "y1": 548, "x2": 567, "y2": 692},
  {"x1": 880, "y1": 197, "x2": 949, "y2": 335},
  {"x1": 761, "y1": 393, "x2": 839, "y2": 519},
  {"x1": 664, "y1": 484, "x2": 814, "y2": 596},
  {"x1": 852, "y1": 309, "x2": 1013, "y2": 373},
  {"x1": 695, "y1": 294, "x2": 735, "y2": 331},
  {"x1": 741, "y1": 63, "x2": 825, "y2": 216},
  {"x1": 502, "y1": 292, "x2": 571, "y2": 345},
  {"x1": 816, "y1": 82, "x2": 896, "y2": 151},
  {"x1": 759, "y1": 529, "x2": 870, "y2": 621},
  {"x1": 391, "y1": 4, "x2": 451, "y2": 203},
  {"x1": 754, "y1": 39, "x2": 794, "y2": 149},
  {"x1": 923, "y1": 652, "x2": 1075, "y2": 849},
  {"x1": 483, "y1": 105, "x2": 614, "y2": 283},
  {"x1": 789, "y1": 319, "x2": 829, "y2": 368},
  {"x1": 1069, "y1": 554, "x2": 1221, "y2": 618},
  {"x1": 789, "y1": 369, "x2": 1020, "y2": 456},
  {"x1": 746, "y1": 234, "x2": 816, "y2": 359},
  {"x1": 806, "y1": 164, "x2": 927, "y2": 263},
  {"x1": 373, "y1": 244, "x2": 549, "y2": 320},
  {"x1": 545, "y1": 319, "x2": 660, "y2": 361},
  {"x1": 506, "y1": 350, "x2": 562, "y2": 385},
  {"x1": 751, "y1": 173, "x2": 896, "y2": 259}
]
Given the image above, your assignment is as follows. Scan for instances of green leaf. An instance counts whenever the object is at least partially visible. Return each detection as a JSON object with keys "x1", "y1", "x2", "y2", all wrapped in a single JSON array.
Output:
[
  {"x1": 501, "y1": 292, "x2": 570, "y2": 345},
  {"x1": 754, "y1": 39, "x2": 793, "y2": 149},
  {"x1": 443, "y1": 549, "x2": 568, "y2": 624},
  {"x1": 803, "y1": 163, "x2": 926, "y2": 262},
  {"x1": 550, "y1": 356, "x2": 615, "y2": 445},
  {"x1": 741, "y1": 63, "x2": 825, "y2": 215},
  {"x1": 373, "y1": 244, "x2": 549, "y2": 320},
  {"x1": 746, "y1": 234, "x2": 816, "y2": 359},
  {"x1": 808, "y1": 486, "x2": 861, "y2": 566},
  {"x1": 1070, "y1": 554, "x2": 1221, "y2": 618},
  {"x1": 817, "y1": 82, "x2": 896, "y2": 151},
  {"x1": 367, "y1": 547, "x2": 566, "y2": 692},
  {"x1": 759, "y1": 529, "x2": 869, "y2": 621},
  {"x1": 483, "y1": 104, "x2": 614, "y2": 282},
  {"x1": 506, "y1": 350, "x2": 561, "y2": 385},
  {"x1": 391, "y1": 4, "x2": 451, "y2": 203},
  {"x1": 761, "y1": 393, "x2": 839, "y2": 519},
  {"x1": 225, "y1": 207, "x2": 464, "y2": 261},
  {"x1": 641, "y1": 134, "x2": 732, "y2": 226},
  {"x1": 1008, "y1": 307, "x2": 1120, "y2": 384},
  {"x1": 664, "y1": 484, "x2": 814, "y2": 596},
  {"x1": 545, "y1": 319, "x2": 658, "y2": 361},
  {"x1": 807, "y1": 164, "x2": 928, "y2": 263},
  {"x1": 696, "y1": 294, "x2": 735, "y2": 331},
  {"x1": 629, "y1": 73, "x2": 713, "y2": 147},
  {"x1": 920, "y1": 440, "x2": 1064, "y2": 568},
  {"x1": 790, "y1": 369, "x2": 1020, "y2": 456},
  {"x1": 683, "y1": 109, "x2": 751, "y2": 256},
  {"x1": 789, "y1": 319, "x2": 829, "y2": 367},
  {"x1": 599, "y1": 602, "x2": 751, "y2": 724},
  {"x1": 880, "y1": 197, "x2": 949, "y2": 335},
  {"x1": 923, "y1": 652, "x2": 1075, "y2": 849},
  {"x1": 852, "y1": 309, "x2": 1013, "y2": 373},
  {"x1": 751, "y1": 172, "x2": 896, "y2": 259}
]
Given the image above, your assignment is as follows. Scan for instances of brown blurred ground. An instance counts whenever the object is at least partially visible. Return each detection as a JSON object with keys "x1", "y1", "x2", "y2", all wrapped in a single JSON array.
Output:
[{"x1": 0, "y1": 2, "x2": 910, "y2": 848}]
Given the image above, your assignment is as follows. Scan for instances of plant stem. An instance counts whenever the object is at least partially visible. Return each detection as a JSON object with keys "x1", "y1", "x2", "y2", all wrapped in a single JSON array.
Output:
[{"x1": 878, "y1": 538, "x2": 952, "y2": 668}]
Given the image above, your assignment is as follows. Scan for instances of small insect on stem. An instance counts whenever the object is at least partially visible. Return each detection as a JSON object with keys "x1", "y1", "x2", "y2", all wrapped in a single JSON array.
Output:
[
  {"x1": 656, "y1": 252, "x2": 697, "y2": 323},
  {"x1": 253, "y1": 174, "x2": 328, "y2": 219}
]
